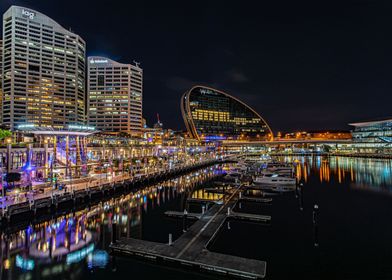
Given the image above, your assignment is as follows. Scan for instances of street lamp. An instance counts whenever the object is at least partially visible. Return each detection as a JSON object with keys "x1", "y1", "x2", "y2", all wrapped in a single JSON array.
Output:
[{"x1": 0, "y1": 160, "x2": 4, "y2": 213}]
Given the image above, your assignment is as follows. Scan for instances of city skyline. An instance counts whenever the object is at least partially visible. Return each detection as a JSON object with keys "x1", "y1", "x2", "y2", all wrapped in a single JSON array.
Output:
[
  {"x1": 1, "y1": 0, "x2": 392, "y2": 132},
  {"x1": 0, "y1": 2, "x2": 391, "y2": 279}
]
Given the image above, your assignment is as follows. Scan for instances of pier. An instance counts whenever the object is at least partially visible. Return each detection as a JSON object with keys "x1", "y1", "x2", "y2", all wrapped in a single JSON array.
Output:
[{"x1": 110, "y1": 183, "x2": 268, "y2": 279}]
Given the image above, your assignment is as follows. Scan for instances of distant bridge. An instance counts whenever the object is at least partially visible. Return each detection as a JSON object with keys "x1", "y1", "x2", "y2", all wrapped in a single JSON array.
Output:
[{"x1": 221, "y1": 139, "x2": 353, "y2": 146}]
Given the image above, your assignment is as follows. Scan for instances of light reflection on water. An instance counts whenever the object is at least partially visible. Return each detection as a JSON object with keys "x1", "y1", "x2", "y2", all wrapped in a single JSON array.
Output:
[
  {"x1": 0, "y1": 166, "x2": 224, "y2": 280},
  {"x1": 2, "y1": 157, "x2": 392, "y2": 279},
  {"x1": 283, "y1": 155, "x2": 392, "y2": 191}
]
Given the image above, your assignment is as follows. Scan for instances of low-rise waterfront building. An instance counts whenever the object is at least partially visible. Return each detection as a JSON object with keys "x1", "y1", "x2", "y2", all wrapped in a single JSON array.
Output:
[{"x1": 350, "y1": 118, "x2": 392, "y2": 154}]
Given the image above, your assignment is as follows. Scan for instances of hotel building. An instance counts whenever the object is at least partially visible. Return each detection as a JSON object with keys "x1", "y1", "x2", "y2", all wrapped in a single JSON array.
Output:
[
  {"x1": 181, "y1": 85, "x2": 272, "y2": 141},
  {"x1": 0, "y1": 39, "x2": 3, "y2": 125},
  {"x1": 1, "y1": 6, "x2": 86, "y2": 130},
  {"x1": 87, "y1": 56, "x2": 143, "y2": 135}
]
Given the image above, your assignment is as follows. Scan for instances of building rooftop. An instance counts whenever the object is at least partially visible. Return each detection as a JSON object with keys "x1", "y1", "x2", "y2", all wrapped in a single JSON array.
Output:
[{"x1": 349, "y1": 118, "x2": 392, "y2": 127}]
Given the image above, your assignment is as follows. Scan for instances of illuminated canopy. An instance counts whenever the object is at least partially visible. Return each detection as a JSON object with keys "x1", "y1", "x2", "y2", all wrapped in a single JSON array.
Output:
[
  {"x1": 181, "y1": 85, "x2": 272, "y2": 141},
  {"x1": 16, "y1": 124, "x2": 97, "y2": 136}
]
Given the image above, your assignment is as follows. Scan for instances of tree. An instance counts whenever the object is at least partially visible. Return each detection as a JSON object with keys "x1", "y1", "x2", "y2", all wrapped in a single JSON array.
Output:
[{"x1": 0, "y1": 129, "x2": 11, "y2": 141}]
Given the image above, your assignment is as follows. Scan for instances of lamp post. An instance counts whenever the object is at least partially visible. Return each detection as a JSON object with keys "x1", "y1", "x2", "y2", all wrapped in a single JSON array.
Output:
[{"x1": 0, "y1": 159, "x2": 4, "y2": 213}]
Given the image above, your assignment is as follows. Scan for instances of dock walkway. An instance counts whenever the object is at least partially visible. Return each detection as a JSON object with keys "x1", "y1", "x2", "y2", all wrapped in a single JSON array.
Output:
[{"x1": 110, "y1": 184, "x2": 267, "y2": 279}]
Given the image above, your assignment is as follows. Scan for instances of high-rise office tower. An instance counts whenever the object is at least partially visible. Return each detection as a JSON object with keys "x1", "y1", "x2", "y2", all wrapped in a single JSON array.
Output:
[
  {"x1": 2, "y1": 6, "x2": 86, "y2": 130},
  {"x1": 0, "y1": 39, "x2": 3, "y2": 125},
  {"x1": 87, "y1": 56, "x2": 143, "y2": 135}
]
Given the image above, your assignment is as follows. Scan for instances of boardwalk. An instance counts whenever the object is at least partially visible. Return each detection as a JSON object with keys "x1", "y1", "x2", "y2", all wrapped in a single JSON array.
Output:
[{"x1": 110, "y1": 183, "x2": 268, "y2": 279}]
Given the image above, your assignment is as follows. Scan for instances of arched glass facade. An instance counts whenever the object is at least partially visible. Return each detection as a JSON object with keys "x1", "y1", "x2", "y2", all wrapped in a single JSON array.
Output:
[{"x1": 181, "y1": 86, "x2": 272, "y2": 141}]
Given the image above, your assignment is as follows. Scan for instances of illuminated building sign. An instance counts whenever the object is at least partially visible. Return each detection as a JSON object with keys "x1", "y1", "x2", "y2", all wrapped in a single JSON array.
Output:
[
  {"x1": 90, "y1": 59, "x2": 108, "y2": 64},
  {"x1": 68, "y1": 125, "x2": 95, "y2": 131},
  {"x1": 22, "y1": 9, "x2": 35, "y2": 19},
  {"x1": 17, "y1": 123, "x2": 36, "y2": 129}
]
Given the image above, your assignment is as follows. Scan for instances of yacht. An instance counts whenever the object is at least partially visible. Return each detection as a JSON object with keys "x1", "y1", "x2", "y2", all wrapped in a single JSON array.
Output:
[
  {"x1": 254, "y1": 174, "x2": 296, "y2": 185},
  {"x1": 266, "y1": 166, "x2": 294, "y2": 176}
]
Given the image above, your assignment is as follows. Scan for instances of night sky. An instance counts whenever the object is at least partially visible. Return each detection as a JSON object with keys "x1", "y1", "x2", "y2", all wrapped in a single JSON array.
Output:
[{"x1": 1, "y1": 0, "x2": 392, "y2": 132}]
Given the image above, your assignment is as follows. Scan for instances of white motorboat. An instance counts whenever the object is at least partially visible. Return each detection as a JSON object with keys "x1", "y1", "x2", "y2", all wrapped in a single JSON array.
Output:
[{"x1": 253, "y1": 174, "x2": 296, "y2": 185}]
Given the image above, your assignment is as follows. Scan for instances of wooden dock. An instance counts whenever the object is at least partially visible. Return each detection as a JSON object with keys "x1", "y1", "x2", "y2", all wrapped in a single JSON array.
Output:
[
  {"x1": 203, "y1": 187, "x2": 228, "y2": 194},
  {"x1": 229, "y1": 211, "x2": 271, "y2": 223},
  {"x1": 110, "y1": 184, "x2": 267, "y2": 279},
  {"x1": 164, "y1": 211, "x2": 202, "y2": 220},
  {"x1": 239, "y1": 195, "x2": 273, "y2": 204},
  {"x1": 186, "y1": 198, "x2": 221, "y2": 204}
]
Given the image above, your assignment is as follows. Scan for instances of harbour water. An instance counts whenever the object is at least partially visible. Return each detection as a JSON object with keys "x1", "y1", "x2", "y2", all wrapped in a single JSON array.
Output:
[{"x1": 1, "y1": 156, "x2": 392, "y2": 280}]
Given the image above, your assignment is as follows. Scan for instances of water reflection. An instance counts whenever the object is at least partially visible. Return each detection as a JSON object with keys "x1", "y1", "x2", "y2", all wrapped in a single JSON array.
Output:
[
  {"x1": 284, "y1": 156, "x2": 392, "y2": 191},
  {"x1": 0, "y1": 165, "x2": 223, "y2": 280}
]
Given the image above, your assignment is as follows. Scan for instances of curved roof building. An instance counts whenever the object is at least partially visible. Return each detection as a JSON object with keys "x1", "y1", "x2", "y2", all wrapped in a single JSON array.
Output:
[{"x1": 181, "y1": 86, "x2": 272, "y2": 141}]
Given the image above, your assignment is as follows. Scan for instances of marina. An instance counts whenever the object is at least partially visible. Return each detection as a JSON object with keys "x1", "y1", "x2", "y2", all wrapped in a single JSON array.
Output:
[
  {"x1": 110, "y1": 178, "x2": 269, "y2": 279},
  {"x1": 0, "y1": 156, "x2": 391, "y2": 279}
]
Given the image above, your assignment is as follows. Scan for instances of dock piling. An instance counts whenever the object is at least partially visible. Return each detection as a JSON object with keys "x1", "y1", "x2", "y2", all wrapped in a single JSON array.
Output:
[
  {"x1": 112, "y1": 222, "x2": 117, "y2": 244},
  {"x1": 183, "y1": 209, "x2": 188, "y2": 232},
  {"x1": 313, "y1": 204, "x2": 319, "y2": 247}
]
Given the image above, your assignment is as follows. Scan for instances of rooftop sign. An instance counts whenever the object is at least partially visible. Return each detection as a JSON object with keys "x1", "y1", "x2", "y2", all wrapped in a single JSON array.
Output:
[
  {"x1": 22, "y1": 9, "x2": 35, "y2": 20},
  {"x1": 90, "y1": 59, "x2": 108, "y2": 64}
]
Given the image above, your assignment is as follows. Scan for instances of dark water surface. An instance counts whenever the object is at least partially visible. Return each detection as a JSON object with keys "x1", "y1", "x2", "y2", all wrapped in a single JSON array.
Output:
[{"x1": 1, "y1": 157, "x2": 392, "y2": 280}]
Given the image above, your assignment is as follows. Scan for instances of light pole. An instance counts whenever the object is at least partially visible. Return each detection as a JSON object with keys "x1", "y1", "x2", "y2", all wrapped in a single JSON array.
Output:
[{"x1": 0, "y1": 160, "x2": 4, "y2": 213}]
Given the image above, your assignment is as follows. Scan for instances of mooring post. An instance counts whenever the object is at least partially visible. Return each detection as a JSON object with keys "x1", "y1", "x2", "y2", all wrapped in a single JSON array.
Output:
[
  {"x1": 299, "y1": 183, "x2": 304, "y2": 211},
  {"x1": 111, "y1": 255, "x2": 117, "y2": 272},
  {"x1": 112, "y1": 222, "x2": 117, "y2": 244},
  {"x1": 168, "y1": 233, "x2": 173, "y2": 246},
  {"x1": 313, "y1": 204, "x2": 319, "y2": 247},
  {"x1": 183, "y1": 209, "x2": 188, "y2": 232}
]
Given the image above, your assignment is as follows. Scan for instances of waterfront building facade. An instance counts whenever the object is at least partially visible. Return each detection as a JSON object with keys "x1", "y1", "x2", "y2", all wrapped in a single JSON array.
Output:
[
  {"x1": 1, "y1": 6, "x2": 86, "y2": 130},
  {"x1": 87, "y1": 56, "x2": 143, "y2": 135},
  {"x1": 181, "y1": 85, "x2": 272, "y2": 141},
  {"x1": 350, "y1": 119, "x2": 392, "y2": 154}
]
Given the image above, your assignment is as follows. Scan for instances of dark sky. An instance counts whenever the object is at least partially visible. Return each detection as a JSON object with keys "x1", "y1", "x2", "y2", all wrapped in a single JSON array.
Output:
[{"x1": 1, "y1": 0, "x2": 392, "y2": 132}]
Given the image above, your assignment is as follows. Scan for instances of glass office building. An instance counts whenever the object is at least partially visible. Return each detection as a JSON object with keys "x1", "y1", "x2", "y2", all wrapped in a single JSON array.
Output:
[
  {"x1": 87, "y1": 57, "x2": 143, "y2": 135},
  {"x1": 350, "y1": 119, "x2": 392, "y2": 154},
  {"x1": 2, "y1": 6, "x2": 86, "y2": 130},
  {"x1": 181, "y1": 85, "x2": 272, "y2": 141}
]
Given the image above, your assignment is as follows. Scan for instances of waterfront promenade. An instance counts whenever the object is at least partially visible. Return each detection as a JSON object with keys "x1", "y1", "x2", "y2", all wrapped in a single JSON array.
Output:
[{"x1": 0, "y1": 157, "x2": 230, "y2": 222}]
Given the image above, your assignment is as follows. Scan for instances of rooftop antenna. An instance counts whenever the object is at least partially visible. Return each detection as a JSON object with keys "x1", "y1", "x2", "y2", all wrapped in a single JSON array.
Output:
[{"x1": 133, "y1": 60, "x2": 141, "y2": 68}]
